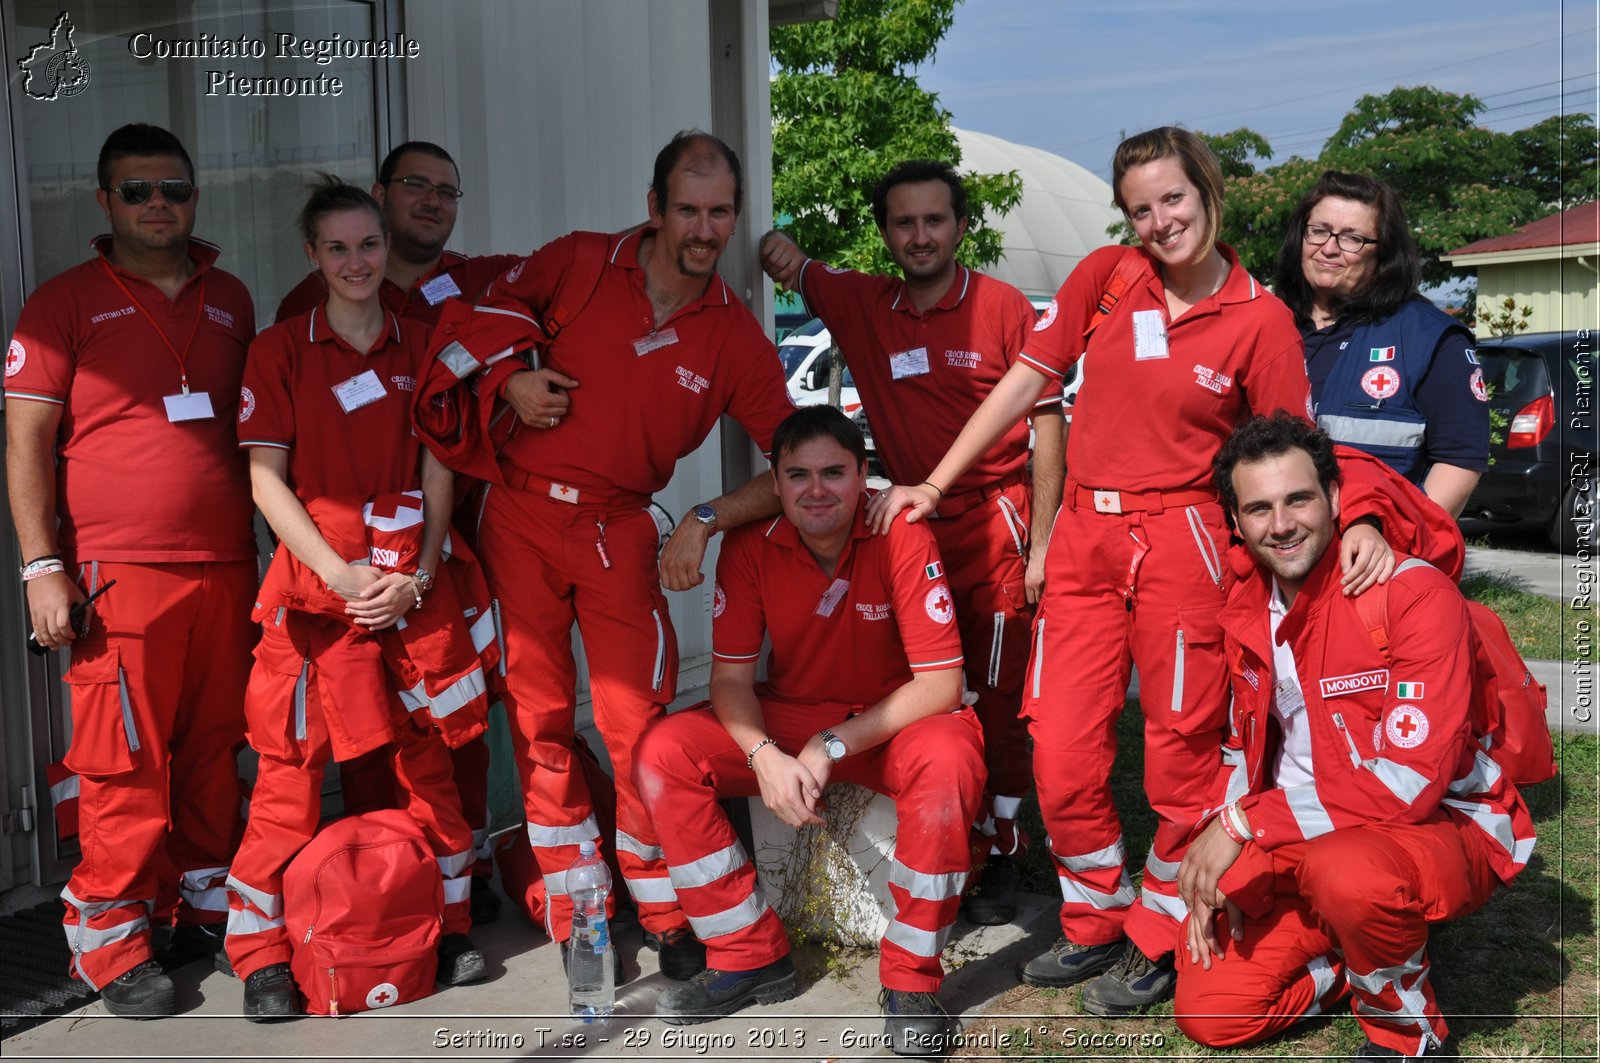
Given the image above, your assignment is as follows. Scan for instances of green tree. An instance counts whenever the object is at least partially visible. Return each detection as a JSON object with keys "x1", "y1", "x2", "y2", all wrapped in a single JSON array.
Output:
[{"x1": 770, "y1": 0, "x2": 1021, "y2": 274}]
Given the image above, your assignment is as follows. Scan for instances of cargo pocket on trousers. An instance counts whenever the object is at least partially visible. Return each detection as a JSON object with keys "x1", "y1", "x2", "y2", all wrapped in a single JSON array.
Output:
[
  {"x1": 63, "y1": 646, "x2": 138, "y2": 776},
  {"x1": 245, "y1": 630, "x2": 311, "y2": 759},
  {"x1": 1169, "y1": 608, "x2": 1229, "y2": 736}
]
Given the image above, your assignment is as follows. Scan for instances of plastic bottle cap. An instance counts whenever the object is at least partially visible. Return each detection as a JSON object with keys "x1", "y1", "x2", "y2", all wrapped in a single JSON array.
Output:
[{"x1": 578, "y1": 840, "x2": 597, "y2": 857}]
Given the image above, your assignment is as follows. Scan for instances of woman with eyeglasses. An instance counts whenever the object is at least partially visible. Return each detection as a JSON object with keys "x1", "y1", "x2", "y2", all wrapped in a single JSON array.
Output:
[{"x1": 1273, "y1": 171, "x2": 1486, "y2": 516}]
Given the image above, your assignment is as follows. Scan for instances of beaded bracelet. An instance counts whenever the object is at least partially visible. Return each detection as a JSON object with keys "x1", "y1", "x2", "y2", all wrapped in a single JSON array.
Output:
[{"x1": 746, "y1": 737, "x2": 778, "y2": 770}]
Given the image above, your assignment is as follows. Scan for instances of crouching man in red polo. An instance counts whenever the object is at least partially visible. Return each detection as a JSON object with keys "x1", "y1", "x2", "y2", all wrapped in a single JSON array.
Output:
[
  {"x1": 634, "y1": 405, "x2": 984, "y2": 1056},
  {"x1": 1174, "y1": 413, "x2": 1535, "y2": 1061}
]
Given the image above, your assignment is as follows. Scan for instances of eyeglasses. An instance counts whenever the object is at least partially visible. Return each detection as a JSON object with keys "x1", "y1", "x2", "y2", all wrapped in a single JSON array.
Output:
[
  {"x1": 387, "y1": 175, "x2": 463, "y2": 202},
  {"x1": 110, "y1": 179, "x2": 195, "y2": 205},
  {"x1": 1304, "y1": 224, "x2": 1376, "y2": 254}
]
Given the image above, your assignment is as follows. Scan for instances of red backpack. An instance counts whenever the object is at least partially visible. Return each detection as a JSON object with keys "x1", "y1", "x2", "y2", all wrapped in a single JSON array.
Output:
[
  {"x1": 284, "y1": 809, "x2": 443, "y2": 1016},
  {"x1": 1352, "y1": 561, "x2": 1557, "y2": 787}
]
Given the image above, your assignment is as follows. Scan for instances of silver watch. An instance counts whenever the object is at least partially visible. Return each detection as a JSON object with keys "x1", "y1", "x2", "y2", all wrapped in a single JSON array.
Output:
[{"x1": 819, "y1": 728, "x2": 847, "y2": 762}]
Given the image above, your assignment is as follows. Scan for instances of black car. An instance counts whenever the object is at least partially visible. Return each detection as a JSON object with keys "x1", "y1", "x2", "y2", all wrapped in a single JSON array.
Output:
[{"x1": 1464, "y1": 331, "x2": 1598, "y2": 552}]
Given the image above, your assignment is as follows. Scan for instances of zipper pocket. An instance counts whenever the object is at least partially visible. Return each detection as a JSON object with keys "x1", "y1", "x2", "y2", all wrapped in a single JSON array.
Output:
[
  {"x1": 293, "y1": 658, "x2": 310, "y2": 741},
  {"x1": 1331, "y1": 713, "x2": 1363, "y2": 768},
  {"x1": 1171, "y1": 628, "x2": 1186, "y2": 714},
  {"x1": 650, "y1": 609, "x2": 666, "y2": 691},
  {"x1": 987, "y1": 612, "x2": 1004, "y2": 688},
  {"x1": 1030, "y1": 619, "x2": 1046, "y2": 699}
]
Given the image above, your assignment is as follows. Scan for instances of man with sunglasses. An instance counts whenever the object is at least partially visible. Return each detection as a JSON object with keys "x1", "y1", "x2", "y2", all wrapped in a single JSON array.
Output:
[
  {"x1": 5, "y1": 123, "x2": 259, "y2": 1017},
  {"x1": 275, "y1": 141, "x2": 520, "y2": 325}
]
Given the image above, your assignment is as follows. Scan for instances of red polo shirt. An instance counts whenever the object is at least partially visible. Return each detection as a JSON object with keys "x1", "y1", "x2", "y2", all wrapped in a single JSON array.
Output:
[
  {"x1": 712, "y1": 497, "x2": 963, "y2": 707},
  {"x1": 797, "y1": 262, "x2": 1038, "y2": 492},
  {"x1": 274, "y1": 250, "x2": 522, "y2": 326},
  {"x1": 5, "y1": 236, "x2": 257, "y2": 561},
  {"x1": 1021, "y1": 244, "x2": 1310, "y2": 492},
  {"x1": 239, "y1": 306, "x2": 427, "y2": 501},
  {"x1": 483, "y1": 228, "x2": 796, "y2": 495}
]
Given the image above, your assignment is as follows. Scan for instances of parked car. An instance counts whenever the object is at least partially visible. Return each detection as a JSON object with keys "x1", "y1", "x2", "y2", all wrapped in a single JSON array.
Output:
[{"x1": 1463, "y1": 330, "x2": 1597, "y2": 552}]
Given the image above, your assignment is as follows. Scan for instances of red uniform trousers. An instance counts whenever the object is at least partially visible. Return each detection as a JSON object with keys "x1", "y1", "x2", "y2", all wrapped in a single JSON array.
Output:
[
  {"x1": 1175, "y1": 816, "x2": 1500, "y2": 1056},
  {"x1": 339, "y1": 736, "x2": 494, "y2": 872},
  {"x1": 224, "y1": 616, "x2": 474, "y2": 980},
  {"x1": 476, "y1": 481, "x2": 678, "y2": 941},
  {"x1": 59, "y1": 560, "x2": 254, "y2": 990},
  {"x1": 634, "y1": 703, "x2": 986, "y2": 991},
  {"x1": 926, "y1": 478, "x2": 1033, "y2": 855},
  {"x1": 1024, "y1": 493, "x2": 1231, "y2": 959}
]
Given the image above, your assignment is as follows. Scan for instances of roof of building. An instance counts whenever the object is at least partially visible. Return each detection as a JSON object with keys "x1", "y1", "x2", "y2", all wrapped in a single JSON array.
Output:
[
  {"x1": 1447, "y1": 201, "x2": 1600, "y2": 257},
  {"x1": 953, "y1": 127, "x2": 1122, "y2": 298}
]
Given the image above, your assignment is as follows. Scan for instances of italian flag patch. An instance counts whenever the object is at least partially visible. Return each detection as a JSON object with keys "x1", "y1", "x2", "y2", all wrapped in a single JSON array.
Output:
[
  {"x1": 1370, "y1": 346, "x2": 1395, "y2": 362},
  {"x1": 924, "y1": 562, "x2": 943, "y2": 580},
  {"x1": 1396, "y1": 681, "x2": 1424, "y2": 699}
]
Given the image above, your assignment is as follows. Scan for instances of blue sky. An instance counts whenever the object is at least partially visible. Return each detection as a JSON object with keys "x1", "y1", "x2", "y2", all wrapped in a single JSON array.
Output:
[{"x1": 919, "y1": 0, "x2": 1599, "y2": 179}]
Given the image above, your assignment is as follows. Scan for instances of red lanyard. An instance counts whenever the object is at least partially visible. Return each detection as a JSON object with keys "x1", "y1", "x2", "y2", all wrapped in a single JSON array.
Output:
[{"x1": 100, "y1": 257, "x2": 206, "y2": 395}]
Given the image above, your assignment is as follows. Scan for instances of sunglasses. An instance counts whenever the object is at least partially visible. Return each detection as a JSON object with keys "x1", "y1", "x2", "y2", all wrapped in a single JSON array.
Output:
[{"x1": 110, "y1": 179, "x2": 195, "y2": 205}]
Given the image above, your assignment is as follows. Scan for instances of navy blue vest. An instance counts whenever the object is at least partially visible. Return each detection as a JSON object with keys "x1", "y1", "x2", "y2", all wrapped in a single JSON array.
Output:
[{"x1": 1315, "y1": 298, "x2": 1469, "y2": 483}]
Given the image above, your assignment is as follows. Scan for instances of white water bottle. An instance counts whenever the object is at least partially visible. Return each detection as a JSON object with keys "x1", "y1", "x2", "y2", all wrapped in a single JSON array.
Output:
[{"x1": 566, "y1": 840, "x2": 614, "y2": 1021}]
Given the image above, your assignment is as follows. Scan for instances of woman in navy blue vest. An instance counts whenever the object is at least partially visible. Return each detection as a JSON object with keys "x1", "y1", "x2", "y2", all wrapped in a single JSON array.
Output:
[{"x1": 1273, "y1": 171, "x2": 1486, "y2": 515}]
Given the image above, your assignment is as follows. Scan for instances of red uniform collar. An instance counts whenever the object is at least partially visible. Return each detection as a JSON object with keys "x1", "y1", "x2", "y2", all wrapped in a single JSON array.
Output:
[
  {"x1": 888, "y1": 264, "x2": 971, "y2": 316},
  {"x1": 1133, "y1": 242, "x2": 1264, "y2": 316},
  {"x1": 92, "y1": 233, "x2": 221, "y2": 284},
  {"x1": 1222, "y1": 534, "x2": 1343, "y2": 652},
  {"x1": 762, "y1": 493, "x2": 873, "y2": 563},
  {"x1": 613, "y1": 226, "x2": 734, "y2": 312},
  {"x1": 306, "y1": 302, "x2": 405, "y2": 355}
]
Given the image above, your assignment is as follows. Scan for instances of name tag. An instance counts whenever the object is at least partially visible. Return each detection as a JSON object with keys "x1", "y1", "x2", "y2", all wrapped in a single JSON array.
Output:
[
  {"x1": 889, "y1": 346, "x2": 930, "y2": 380},
  {"x1": 815, "y1": 577, "x2": 850, "y2": 617},
  {"x1": 420, "y1": 273, "x2": 463, "y2": 306},
  {"x1": 1274, "y1": 677, "x2": 1305, "y2": 718},
  {"x1": 633, "y1": 328, "x2": 680, "y2": 356},
  {"x1": 332, "y1": 369, "x2": 387, "y2": 413},
  {"x1": 1132, "y1": 310, "x2": 1168, "y2": 361},
  {"x1": 163, "y1": 391, "x2": 215, "y2": 422}
]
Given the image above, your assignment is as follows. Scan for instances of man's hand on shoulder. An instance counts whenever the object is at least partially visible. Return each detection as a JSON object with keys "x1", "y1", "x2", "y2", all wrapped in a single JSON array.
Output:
[
  {"x1": 759, "y1": 230, "x2": 806, "y2": 292},
  {"x1": 660, "y1": 518, "x2": 713, "y2": 591},
  {"x1": 502, "y1": 367, "x2": 580, "y2": 427}
]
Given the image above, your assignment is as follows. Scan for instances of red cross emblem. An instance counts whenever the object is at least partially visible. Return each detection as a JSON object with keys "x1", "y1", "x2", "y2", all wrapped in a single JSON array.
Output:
[
  {"x1": 365, "y1": 981, "x2": 400, "y2": 1008},
  {"x1": 1469, "y1": 367, "x2": 1488, "y2": 403},
  {"x1": 1361, "y1": 365, "x2": 1401, "y2": 401},
  {"x1": 5, "y1": 340, "x2": 24, "y2": 378},
  {"x1": 924, "y1": 583, "x2": 954, "y2": 624},
  {"x1": 1384, "y1": 704, "x2": 1429, "y2": 748}
]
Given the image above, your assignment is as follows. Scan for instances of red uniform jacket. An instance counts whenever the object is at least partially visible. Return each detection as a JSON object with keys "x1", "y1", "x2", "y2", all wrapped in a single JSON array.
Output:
[{"x1": 1213, "y1": 543, "x2": 1535, "y2": 904}]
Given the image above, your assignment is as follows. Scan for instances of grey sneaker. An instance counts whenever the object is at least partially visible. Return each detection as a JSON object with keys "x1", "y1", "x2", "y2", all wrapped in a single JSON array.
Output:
[
  {"x1": 1079, "y1": 947, "x2": 1175, "y2": 1015},
  {"x1": 1019, "y1": 936, "x2": 1125, "y2": 988},
  {"x1": 880, "y1": 989, "x2": 956, "y2": 1057},
  {"x1": 656, "y1": 955, "x2": 798, "y2": 1025}
]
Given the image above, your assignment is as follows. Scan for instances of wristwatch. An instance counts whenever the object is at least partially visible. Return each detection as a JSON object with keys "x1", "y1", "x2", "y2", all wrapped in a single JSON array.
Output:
[
  {"x1": 413, "y1": 567, "x2": 435, "y2": 594},
  {"x1": 692, "y1": 503, "x2": 718, "y2": 530},
  {"x1": 819, "y1": 728, "x2": 847, "y2": 763}
]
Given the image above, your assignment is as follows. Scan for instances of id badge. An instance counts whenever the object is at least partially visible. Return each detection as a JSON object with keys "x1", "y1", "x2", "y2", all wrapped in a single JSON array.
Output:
[
  {"x1": 420, "y1": 273, "x2": 463, "y2": 305},
  {"x1": 633, "y1": 328, "x2": 680, "y2": 357},
  {"x1": 889, "y1": 347, "x2": 930, "y2": 380},
  {"x1": 332, "y1": 369, "x2": 387, "y2": 413},
  {"x1": 163, "y1": 391, "x2": 216, "y2": 422},
  {"x1": 1132, "y1": 310, "x2": 1169, "y2": 361},
  {"x1": 1273, "y1": 677, "x2": 1305, "y2": 718}
]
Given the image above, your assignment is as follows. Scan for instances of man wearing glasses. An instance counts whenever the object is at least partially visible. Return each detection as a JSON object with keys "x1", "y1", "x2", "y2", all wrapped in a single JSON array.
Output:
[
  {"x1": 5, "y1": 123, "x2": 259, "y2": 1017},
  {"x1": 275, "y1": 141, "x2": 520, "y2": 325}
]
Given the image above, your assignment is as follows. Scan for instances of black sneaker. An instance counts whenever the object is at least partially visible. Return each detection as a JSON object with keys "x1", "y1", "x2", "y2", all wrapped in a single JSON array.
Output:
[
  {"x1": 1079, "y1": 947, "x2": 1175, "y2": 1016},
  {"x1": 437, "y1": 933, "x2": 488, "y2": 985},
  {"x1": 880, "y1": 988, "x2": 957, "y2": 1057},
  {"x1": 1354, "y1": 1041, "x2": 1437, "y2": 1060},
  {"x1": 644, "y1": 926, "x2": 708, "y2": 981},
  {"x1": 656, "y1": 956, "x2": 798, "y2": 1025},
  {"x1": 99, "y1": 959, "x2": 176, "y2": 1019},
  {"x1": 469, "y1": 874, "x2": 502, "y2": 925},
  {"x1": 168, "y1": 923, "x2": 235, "y2": 977},
  {"x1": 242, "y1": 962, "x2": 299, "y2": 1022},
  {"x1": 1019, "y1": 936, "x2": 1125, "y2": 988},
  {"x1": 961, "y1": 854, "x2": 1018, "y2": 925}
]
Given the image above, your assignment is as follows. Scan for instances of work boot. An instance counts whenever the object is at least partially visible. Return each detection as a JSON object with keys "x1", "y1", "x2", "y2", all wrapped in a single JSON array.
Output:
[
  {"x1": 1019, "y1": 935, "x2": 1124, "y2": 988},
  {"x1": 643, "y1": 926, "x2": 708, "y2": 981},
  {"x1": 880, "y1": 988, "x2": 957, "y2": 1057},
  {"x1": 437, "y1": 933, "x2": 488, "y2": 985},
  {"x1": 469, "y1": 874, "x2": 502, "y2": 925},
  {"x1": 961, "y1": 854, "x2": 1018, "y2": 925},
  {"x1": 168, "y1": 923, "x2": 234, "y2": 977},
  {"x1": 656, "y1": 956, "x2": 798, "y2": 1025},
  {"x1": 99, "y1": 959, "x2": 176, "y2": 1019},
  {"x1": 242, "y1": 962, "x2": 299, "y2": 1021},
  {"x1": 1354, "y1": 1040, "x2": 1437, "y2": 1059},
  {"x1": 1079, "y1": 947, "x2": 1175, "y2": 1016}
]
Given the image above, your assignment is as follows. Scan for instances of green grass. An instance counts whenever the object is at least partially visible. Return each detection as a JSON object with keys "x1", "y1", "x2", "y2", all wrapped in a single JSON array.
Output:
[
  {"x1": 975, "y1": 725, "x2": 1599, "y2": 1060},
  {"x1": 1461, "y1": 571, "x2": 1593, "y2": 663}
]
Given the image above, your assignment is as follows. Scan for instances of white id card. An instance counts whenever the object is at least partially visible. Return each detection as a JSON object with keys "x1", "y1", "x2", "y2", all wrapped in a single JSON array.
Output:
[
  {"x1": 633, "y1": 328, "x2": 680, "y2": 356},
  {"x1": 1132, "y1": 310, "x2": 1169, "y2": 361},
  {"x1": 163, "y1": 391, "x2": 215, "y2": 422},
  {"x1": 1273, "y1": 677, "x2": 1305, "y2": 718},
  {"x1": 420, "y1": 273, "x2": 463, "y2": 305},
  {"x1": 332, "y1": 369, "x2": 388, "y2": 413},
  {"x1": 889, "y1": 346, "x2": 931, "y2": 380}
]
